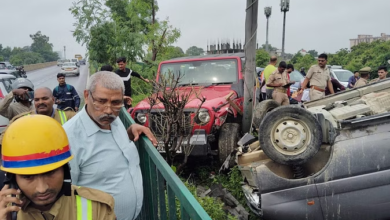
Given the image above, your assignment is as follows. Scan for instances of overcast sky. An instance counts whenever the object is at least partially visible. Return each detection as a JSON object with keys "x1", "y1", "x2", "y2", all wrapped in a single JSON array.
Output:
[{"x1": 1, "y1": 0, "x2": 389, "y2": 59}]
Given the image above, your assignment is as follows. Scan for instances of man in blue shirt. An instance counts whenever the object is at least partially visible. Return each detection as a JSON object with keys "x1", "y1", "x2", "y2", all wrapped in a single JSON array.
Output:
[
  {"x1": 63, "y1": 71, "x2": 157, "y2": 220},
  {"x1": 347, "y1": 71, "x2": 360, "y2": 88},
  {"x1": 53, "y1": 73, "x2": 81, "y2": 111}
]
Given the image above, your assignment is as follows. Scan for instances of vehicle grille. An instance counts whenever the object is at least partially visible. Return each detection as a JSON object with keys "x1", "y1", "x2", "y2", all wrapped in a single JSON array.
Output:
[{"x1": 149, "y1": 111, "x2": 193, "y2": 137}]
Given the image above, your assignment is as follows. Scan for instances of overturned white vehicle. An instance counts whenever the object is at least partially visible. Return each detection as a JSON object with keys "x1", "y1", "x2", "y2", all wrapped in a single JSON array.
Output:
[{"x1": 240, "y1": 78, "x2": 390, "y2": 220}]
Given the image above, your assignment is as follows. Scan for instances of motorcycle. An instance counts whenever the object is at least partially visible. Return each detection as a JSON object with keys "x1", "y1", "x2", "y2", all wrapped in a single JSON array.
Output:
[{"x1": 16, "y1": 65, "x2": 27, "y2": 78}]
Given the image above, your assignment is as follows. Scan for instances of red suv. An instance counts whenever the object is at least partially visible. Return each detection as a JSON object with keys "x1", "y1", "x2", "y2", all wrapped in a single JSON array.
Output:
[{"x1": 131, "y1": 53, "x2": 246, "y2": 164}]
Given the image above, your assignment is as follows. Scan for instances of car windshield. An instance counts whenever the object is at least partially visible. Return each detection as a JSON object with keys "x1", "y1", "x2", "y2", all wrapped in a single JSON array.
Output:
[
  {"x1": 0, "y1": 64, "x2": 5, "y2": 69},
  {"x1": 159, "y1": 59, "x2": 238, "y2": 85},
  {"x1": 333, "y1": 70, "x2": 353, "y2": 82},
  {"x1": 289, "y1": 70, "x2": 304, "y2": 82}
]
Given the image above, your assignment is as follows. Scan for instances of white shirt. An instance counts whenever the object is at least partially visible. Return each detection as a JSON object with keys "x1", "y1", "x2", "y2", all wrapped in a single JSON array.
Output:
[{"x1": 63, "y1": 107, "x2": 143, "y2": 220}]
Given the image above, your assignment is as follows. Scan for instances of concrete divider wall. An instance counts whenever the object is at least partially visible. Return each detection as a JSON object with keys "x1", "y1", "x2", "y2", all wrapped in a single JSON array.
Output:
[{"x1": 24, "y1": 61, "x2": 57, "y2": 72}]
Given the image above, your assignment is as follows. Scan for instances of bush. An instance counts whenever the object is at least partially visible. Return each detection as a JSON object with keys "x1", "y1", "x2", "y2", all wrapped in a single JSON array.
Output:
[{"x1": 184, "y1": 181, "x2": 237, "y2": 220}]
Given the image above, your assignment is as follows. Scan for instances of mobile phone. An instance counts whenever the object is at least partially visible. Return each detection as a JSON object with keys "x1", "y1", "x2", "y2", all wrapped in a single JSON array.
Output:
[{"x1": 3, "y1": 174, "x2": 18, "y2": 220}]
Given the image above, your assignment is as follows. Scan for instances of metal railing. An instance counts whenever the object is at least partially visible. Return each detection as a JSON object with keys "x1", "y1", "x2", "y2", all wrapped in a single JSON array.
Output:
[{"x1": 119, "y1": 108, "x2": 212, "y2": 220}]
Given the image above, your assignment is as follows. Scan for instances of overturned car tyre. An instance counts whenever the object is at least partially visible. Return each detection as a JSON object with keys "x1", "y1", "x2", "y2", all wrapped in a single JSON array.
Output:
[
  {"x1": 252, "y1": 100, "x2": 280, "y2": 130},
  {"x1": 259, "y1": 106, "x2": 322, "y2": 165},
  {"x1": 218, "y1": 123, "x2": 240, "y2": 167}
]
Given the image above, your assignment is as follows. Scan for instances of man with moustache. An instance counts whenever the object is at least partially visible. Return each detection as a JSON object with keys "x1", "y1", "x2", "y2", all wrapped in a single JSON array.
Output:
[
  {"x1": 34, "y1": 87, "x2": 77, "y2": 124},
  {"x1": 63, "y1": 71, "x2": 158, "y2": 220}
]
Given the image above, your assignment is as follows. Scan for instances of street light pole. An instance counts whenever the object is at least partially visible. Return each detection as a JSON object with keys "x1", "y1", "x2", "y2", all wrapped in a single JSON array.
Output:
[
  {"x1": 280, "y1": 0, "x2": 290, "y2": 60},
  {"x1": 64, "y1": 46, "x2": 66, "y2": 59},
  {"x1": 264, "y1": 7, "x2": 272, "y2": 52}
]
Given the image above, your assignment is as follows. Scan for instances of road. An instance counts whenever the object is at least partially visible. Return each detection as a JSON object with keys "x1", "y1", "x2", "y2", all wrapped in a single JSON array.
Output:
[{"x1": 26, "y1": 64, "x2": 89, "y2": 104}]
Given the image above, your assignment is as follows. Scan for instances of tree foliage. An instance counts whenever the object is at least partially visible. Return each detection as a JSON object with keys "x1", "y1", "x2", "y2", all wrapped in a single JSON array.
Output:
[
  {"x1": 70, "y1": 0, "x2": 180, "y2": 66},
  {"x1": 307, "y1": 49, "x2": 318, "y2": 57},
  {"x1": 185, "y1": 46, "x2": 204, "y2": 56},
  {"x1": 327, "y1": 40, "x2": 390, "y2": 78},
  {"x1": 260, "y1": 43, "x2": 277, "y2": 52},
  {"x1": 255, "y1": 49, "x2": 270, "y2": 67},
  {"x1": 0, "y1": 31, "x2": 58, "y2": 65},
  {"x1": 29, "y1": 31, "x2": 59, "y2": 62}
]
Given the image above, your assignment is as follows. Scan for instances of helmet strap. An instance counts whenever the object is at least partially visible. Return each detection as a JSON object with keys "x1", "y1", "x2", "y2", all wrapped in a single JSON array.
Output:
[{"x1": 62, "y1": 164, "x2": 72, "y2": 196}]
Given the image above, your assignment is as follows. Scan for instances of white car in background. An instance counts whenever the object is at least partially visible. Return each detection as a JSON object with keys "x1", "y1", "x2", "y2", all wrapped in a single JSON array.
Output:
[
  {"x1": 328, "y1": 65, "x2": 354, "y2": 88},
  {"x1": 0, "y1": 74, "x2": 17, "y2": 134},
  {"x1": 59, "y1": 62, "x2": 80, "y2": 76}
]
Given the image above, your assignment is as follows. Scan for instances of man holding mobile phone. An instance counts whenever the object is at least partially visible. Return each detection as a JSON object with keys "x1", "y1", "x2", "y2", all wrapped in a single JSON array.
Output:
[
  {"x1": 0, "y1": 78, "x2": 35, "y2": 120},
  {"x1": 0, "y1": 115, "x2": 116, "y2": 220},
  {"x1": 266, "y1": 61, "x2": 295, "y2": 106}
]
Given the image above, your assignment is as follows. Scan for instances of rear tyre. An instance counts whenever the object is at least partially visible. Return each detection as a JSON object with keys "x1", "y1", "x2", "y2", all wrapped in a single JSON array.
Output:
[
  {"x1": 259, "y1": 106, "x2": 322, "y2": 165},
  {"x1": 218, "y1": 123, "x2": 240, "y2": 167},
  {"x1": 252, "y1": 100, "x2": 280, "y2": 130}
]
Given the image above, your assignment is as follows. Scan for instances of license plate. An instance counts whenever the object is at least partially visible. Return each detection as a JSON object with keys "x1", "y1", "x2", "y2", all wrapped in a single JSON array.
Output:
[
  {"x1": 157, "y1": 140, "x2": 183, "y2": 153},
  {"x1": 66, "y1": 68, "x2": 72, "y2": 71}
]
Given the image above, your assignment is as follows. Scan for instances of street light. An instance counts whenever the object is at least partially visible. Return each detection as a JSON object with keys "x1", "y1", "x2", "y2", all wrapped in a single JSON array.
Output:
[
  {"x1": 264, "y1": 7, "x2": 272, "y2": 52},
  {"x1": 280, "y1": 0, "x2": 290, "y2": 60}
]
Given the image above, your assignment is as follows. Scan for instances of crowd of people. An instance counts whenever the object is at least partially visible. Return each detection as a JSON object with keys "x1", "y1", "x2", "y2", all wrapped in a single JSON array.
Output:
[
  {"x1": 0, "y1": 57, "x2": 156, "y2": 219},
  {"x1": 257, "y1": 54, "x2": 389, "y2": 105}
]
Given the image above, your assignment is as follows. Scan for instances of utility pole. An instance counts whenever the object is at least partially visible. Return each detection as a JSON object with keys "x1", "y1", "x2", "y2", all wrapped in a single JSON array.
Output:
[
  {"x1": 242, "y1": 0, "x2": 259, "y2": 133},
  {"x1": 264, "y1": 7, "x2": 272, "y2": 52},
  {"x1": 280, "y1": 0, "x2": 290, "y2": 60},
  {"x1": 64, "y1": 46, "x2": 66, "y2": 59}
]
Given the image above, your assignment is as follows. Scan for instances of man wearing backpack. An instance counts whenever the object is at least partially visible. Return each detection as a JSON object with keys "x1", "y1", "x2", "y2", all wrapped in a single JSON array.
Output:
[{"x1": 53, "y1": 73, "x2": 80, "y2": 111}]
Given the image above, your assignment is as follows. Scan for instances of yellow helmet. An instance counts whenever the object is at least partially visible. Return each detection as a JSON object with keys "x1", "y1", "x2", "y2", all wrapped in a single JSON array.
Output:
[{"x1": 1, "y1": 115, "x2": 73, "y2": 175}]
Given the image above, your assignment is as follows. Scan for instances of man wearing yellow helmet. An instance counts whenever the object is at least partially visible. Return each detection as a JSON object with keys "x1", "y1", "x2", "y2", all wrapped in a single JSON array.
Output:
[{"x1": 0, "y1": 115, "x2": 116, "y2": 220}]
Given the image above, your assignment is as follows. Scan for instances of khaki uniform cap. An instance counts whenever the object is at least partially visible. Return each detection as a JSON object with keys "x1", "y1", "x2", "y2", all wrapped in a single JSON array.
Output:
[{"x1": 359, "y1": 67, "x2": 371, "y2": 73}]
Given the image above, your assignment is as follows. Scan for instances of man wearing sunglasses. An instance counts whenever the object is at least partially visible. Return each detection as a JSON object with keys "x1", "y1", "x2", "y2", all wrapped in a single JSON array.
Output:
[
  {"x1": 62, "y1": 71, "x2": 157, "y2": 220},
  {"x1": 300, "y1": 53, "x2": 334, "y2": 101}
]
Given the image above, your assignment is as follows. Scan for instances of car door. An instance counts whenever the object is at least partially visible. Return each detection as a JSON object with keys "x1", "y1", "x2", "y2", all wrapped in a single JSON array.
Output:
[{"x1": 314, "y1": 116, "x2": 390, "y2": 220}]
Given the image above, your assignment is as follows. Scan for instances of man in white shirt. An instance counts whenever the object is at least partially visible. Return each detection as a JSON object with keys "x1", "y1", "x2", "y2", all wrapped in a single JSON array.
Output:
[{"x1": 63, "y1": 71, "x2": 157, "y2": 220}]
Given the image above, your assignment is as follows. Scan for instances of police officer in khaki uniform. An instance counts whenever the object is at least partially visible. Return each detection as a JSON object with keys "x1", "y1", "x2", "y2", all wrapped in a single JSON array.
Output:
[
  {"x1": 369, "y1": 66, "x2": 388, "y2": 84},
  {"x1": 266, "y1": 61, "x2": 293, "y2": 105},
  {"x1": 354, "y1": 67, "x2": 371, "y2": 88},
  {"x1": 300, "y1": 53, "x2": 334, "y2": 101},
  {"x1": 34, "y1": 87, "x2": 76, "y2": 124}
]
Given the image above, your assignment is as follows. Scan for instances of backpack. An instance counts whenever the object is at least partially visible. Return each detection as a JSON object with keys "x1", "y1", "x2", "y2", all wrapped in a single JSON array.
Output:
[{"x1": 54, "y1": 84, "x2": 72, "y2": 94}]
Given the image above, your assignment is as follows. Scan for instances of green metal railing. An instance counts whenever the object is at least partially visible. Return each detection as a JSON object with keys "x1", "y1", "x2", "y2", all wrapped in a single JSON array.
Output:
[{"x1": 119, "y1": 108, "x2": 212, "y2": 220}]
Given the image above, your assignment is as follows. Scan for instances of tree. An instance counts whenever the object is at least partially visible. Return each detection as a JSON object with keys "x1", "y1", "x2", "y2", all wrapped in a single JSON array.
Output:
[
  {"x1": 156, "y1": 46, "x2": 185, "y2": 61},
  {"x1": 1, "y1": 47, "x2": 12, "y2": 60},
  {"x1": 290, "y1": 51, "x2": 303, "y2": 63},
  {"x1": 260, "y1": 44, "x2": 277, "y2": 52},
  {"x1": 307, "y1": 50, "x2": 318, "y2": 57},
  {"x1": 30, "y1": 31, "x2": 59, "y2": 62},
  {"x1": 71, "y1": 0, "x2": 180, "y2": 65},
  {"x1": 293, "y1": 54, "x2": 316, "y2": 71},
  {"x1": 255, "y1": 49, "x2": 270, "y2": 67},
  {"x1": 186, "y1": 46, "x2": 204, "y2": 56},
  {"x1": 88, "y1": 22, "x2": 117, "y2": 64},
  {"x1": 148, "y1": 72, "x2": 205, "y2": 172},
  {"x1": 10, "y1": 52, "x2": 44, "y2": 65}
]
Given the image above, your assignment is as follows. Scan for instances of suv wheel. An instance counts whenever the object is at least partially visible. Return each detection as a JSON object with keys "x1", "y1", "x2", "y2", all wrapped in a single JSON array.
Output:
[
  {"x1": 259, "y1": 106, "x2": 322, "y2": 165},
  {"x1": 218, "y1": 123, "x2": 240, "y2": 167},
  {"x1": 253, "y1": 100, "x2": 280, "y2": 129}
]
